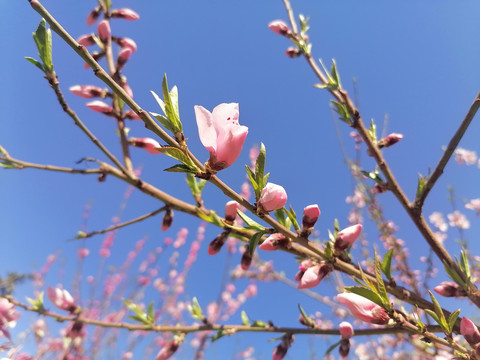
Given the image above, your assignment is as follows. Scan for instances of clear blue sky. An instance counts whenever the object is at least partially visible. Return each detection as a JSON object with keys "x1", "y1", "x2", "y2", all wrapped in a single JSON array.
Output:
[{"x1": 2, "y1": 0, "x2": 480, "y2": 358}]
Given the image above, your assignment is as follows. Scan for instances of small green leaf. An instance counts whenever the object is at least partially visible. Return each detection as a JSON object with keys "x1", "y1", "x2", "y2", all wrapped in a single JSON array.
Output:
[
  {"x1": 374, "y1": 249, "x2": 390, "y2": 310},
  {"x1": 331, "y1": 100, "x2": 351, "y2": 124},
  {"x1": 443, "y1": 260, "x2": 467, "y2": 289},
  {"x1": 188, "y1": 297, "x2": 204, "y2": 321},
  {"x1": 26, "y1": 291, "x2": 45, "y2": 311},
  {"x1": 241, "y1": 310, "x2": 250, "y2": 326},
  {"x1": 123, "y1": 299, "x2": 153, "y2": 326},
  {"x1": 162, "y1": 74, "x2": 182, "y2": 132},
  {"x1": 330, "y1": 59, "x2": 341, "y2": 88},
  {"x1": 150, "y1": 111, "x2": 175, "y2": 133},
  {"x1": 274, "y1": 208, "x2": 291, "y2": 229},
  {"x1": 25, "y1": 57, "x2": 45, "y2": 72},
  {"x1": 425, "y1": 309, "x2": 440, "y2": 325},
  {"x1": 298, "y1": 304, "x2": 315, "y2": 327},
  {"x1": 325, "y1": 340, "x2": 341, "y2": 356},
  {"x1": 285, "y1": 206, "x2": 300, "y2": 231},
  {"x1": 236, "y1": 209, "x2": 265, "y2": 231},
  {"x1": 104, "y1": 0, "x2": 111, "y2": 11},
  {"x1": 32, "y1": 19, "x2": 53, "y2": 72},
  {"x1": 360, "y1": 170, "x2": 384, "y2": 184},
  {"x1": 196, "y1": 210, "x2": 224, "y2": 227},
  {"x1": 368, "y1": 119, "x2": 377, "y2": 142},
  {"x1": 381, "y1": 249, "x2": 394, "y2": 281},
  {"x1": 75, "y1": 231, "x2": 87, "y2": 239},
  {"x1": 252, "y1": 320, "x2": 267, "y2": 328},
  {"x1": 344, "y1": 286, "x2": 384, "y2": 308},
  {"x1": 255, "y1": 143, "x2": 266, "y2": 191},
  {"x1": 245, "y1": 165, "x2": 259, "y2": 199},
  {"x1": 186, "y1": 173, "x2": 207, "y2": 196},
  {"x1": 448, "y1": 309, "x2": 461, "y2": 333},
  {"x1": 248, "y1": 231, "x2": 265, "y2": 256},
  {"x1": 156, "y1": 147, "x2": 197, "y2": 169},
  {"x1": 147, "y1": 302, "x2": 155, "y2": 323},
  {"x1": 164, "y1": 164, "x2": 198, "y2": 173},
  {"x1": 428, "y1": 291, "x2": 448, "y2": 331},
  {"x1": 211, "y1": 330, "x2": 228, "y2": 342},
  {"x1": 416, "y1": 174, "x2": 427, "y2": 198},
  {"x1": 460, "y1": 249, "x2": 471, "y2": 281}
]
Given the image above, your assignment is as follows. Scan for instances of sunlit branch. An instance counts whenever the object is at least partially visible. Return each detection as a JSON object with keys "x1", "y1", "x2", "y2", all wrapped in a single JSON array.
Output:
[{"x1": 0, "y1": 155, "x2": 104, "y2": 175}]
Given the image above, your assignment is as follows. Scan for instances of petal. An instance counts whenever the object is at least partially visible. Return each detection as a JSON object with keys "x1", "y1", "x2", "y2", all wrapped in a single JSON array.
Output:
[{"x1": 194, "y1": 105, "x2": 217, "y2": 154}]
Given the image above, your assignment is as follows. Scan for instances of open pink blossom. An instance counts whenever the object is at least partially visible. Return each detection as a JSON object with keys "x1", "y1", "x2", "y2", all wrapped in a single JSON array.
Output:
[
  {"x1": 0, "y1": 298, "x2": 20, "y2": 339},
  {"x1": 336, "y1": 292, "x2": 389, "y2": 325},
  {"x1": 195, "y1": 103, "x2": 248, "y2": 171},
  {"x1": 257, "y1": 183, "x2": 287, "y2": 212},
  {"x1": 129, "y1": 137, "x2": 161, "y2": 154},
  {"x1": 334, "y1": 224, "x2": 362, "y2": 254},
  {"x1": 47, "y1": 287, "x2": 77, "y2": 312},
  {"x1": 447, "y1": 210, "x2": 470, "y2": 229},
  {"x1": 466, "y1": 198, "x2": 480, "y2": 214}
]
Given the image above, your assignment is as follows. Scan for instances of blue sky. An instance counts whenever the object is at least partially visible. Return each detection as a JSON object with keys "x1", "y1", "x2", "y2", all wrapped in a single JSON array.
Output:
[{"x1": 2, "y1": 0, "x2": 480, "y2": 358}]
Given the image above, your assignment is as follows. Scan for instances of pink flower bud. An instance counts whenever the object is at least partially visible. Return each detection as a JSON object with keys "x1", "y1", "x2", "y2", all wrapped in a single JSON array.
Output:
[
  {"x1": 259, "y1": 233, "x2": 288, "y2": 251},
  {"x1": 268, "y1": 20, "x2": 290, "y2": 35},
  {"x1": 434, "y1": 281, "x2": 467, "y2": 297},
  {"x1": 161, "y1": 210, "x2": 173, "y2": 231},
  {"x1": 114, "y1": 37, "x2": 138, "y2": 52},
  {"x1": 97, "y1": 20, "x2": 111, "y2": 43},
  {"x1": 208, "y1": 232, "x2": 228, "y2": 255},
  {"x1": 129, "y1": 137, "x2": 161, "y2": 154},
  {"x1": 77, "y1": 248, "x2": 90, "y2": 259},
  {"x1": 272, "y1": 334, "x2": 294, "y2": 360},
  {"x1": 195, "y1": 103, "x2": 248, "y2": 172},
  {"x1": 258, "y1": 183, "x2": 287, "y2": 212},
  {"x1": 334, "y1": 224, "x2": 362, "y2": 254},
  {"x1": 302, "y1": 204, "x2": 320, "y2": 228},
  {"x1": 339, "y1": 338, "x2": 351, "y2": 359},
  {"x1": 378, "y1": 133, "x2": 403, "y2": 148},
  {"x1": 339, "y1": 321, "x2": 354, "y2": 339},
  {"x1": 285, "y1": 47, "x2": 301, "y2": 58},
  {"x1": 77, "y1": 34, "x2": 95, "y2": 47},
  {"x1": 47, "y1": 287, "x2": 77, "y2": 312},
  {"x1": 336, "y1": 292, "x2": 389, "y2": 325},
  {"x1": 373, "y1": 183, "x2": 387, "y2": 194},
  {"x1": 117, "y1": 48, "x2": 132, "y2": 68},
  {"x1": 461, "y1": 317, "x2": 480, "y2": 346},
  {"x1": 240, "y1": 248, "x2": 252, "y2": 270},
  {"x1": 86, "y1": 100, "x2": 114, "y2": 115},
  {"x1": 70, "y1": 85, "x2": 104, "y2": 99},
  {"x1": 297, "y1": 264, "x2": 330, "y2": 289},
  {"x1": 225, "y1": 201, "x2": 239, "y2": 222},
  {"x1": 111, "y1": 8, "x2": 140, "y2": 21},
  {"x1": 120, "y1": 76, "x2": 134, "y2": 98},
  {"x1": 86, "y1": 7, "x2": 101, "y2": 26},
  {"x1": 155, "y1": 340, "x2": 179, "y2": 360},
  {"x1": 124, "y1": 110, "x2": 141, "y2": 120}
]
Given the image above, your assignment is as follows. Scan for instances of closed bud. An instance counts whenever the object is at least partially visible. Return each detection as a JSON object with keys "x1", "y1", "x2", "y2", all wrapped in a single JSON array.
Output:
[
  {"x1": 161, "y1": 210, "x2": 173, "y2": 231},
  {"x1": 301, "y1": 204, "x2": 320, "y2": 237},
  {"x1": 461, "y1": 317, "x2": 480, "y2": 346},
  {"x1": 124, "y1": 110, "x2": 141, "y2": 120},
  {"x1": 70, "y1": 85, "x2": 104, "y2": 99},
  {"x1": 113, "y1": 37, "x2": 138, "y2": 52},
  {"x1": 129, "y1": 137, "x2": 161, "y2": 154},
  {"x1": 77, "y1": 34, "x2": 95, "y2": 47},
  {"x1": 334, "y1": 224, "x2": 362, "y2": 254},
  {"x1": 258, "y1": 183, "x2": 288, "y2": 212},
  {"x1": 86, "y1": 100, "x2": 114, "y2": 115},
  {"x1": 339, "y1": 338, "x2": 350, "y2": 359},
  {"x1": 208, "y1": 232, "x2": 229, "y2": 255},
  {"x1": 47, "y1": 287, "x2": 78, "y2": 313},
  {"x1": 86, "y1": 7, "x2": 101, "y2": 26},
  {"x1": 285, "y1": 47, "x2": 301, "y2": 58},
  {"x1": 434, "y1": 281, "x2": 467, "y2": 298},
  {"x1": 259, "y1": 233, "x2": 288, "y2": 251},
  {"x1": 111, "y1": 8, "x2": 140, "y2": 21},
  {"x1": 373, "y1": 183, "x2": 387, "y2": 194},
  {"x1": 268, "y1": 20, "x2": 290, "y2": 36},
  {"x1": 377, "y1": 133, "x2": 403, "y2": 148},
  {"x1": 97, "y1": 20, "x2": 111, "y2": 43},
  {"x1": 117, "y1": 48, "x2": 132, "y2": 69},
  {"x1": 224, "y1": 200, "x2": 239, "y2": 223},
  {"x1": 240, "y1": 247, "x2": 252, "y2": 270},
  {"x1": 155, "y1": 339, "x2": 180, "y2": 360},
  {"x1": 336, "y1": 292, "x2": 389, "y2": 325},
  {"x1": 339, "y1": 321, "x2": 354, "y2": 339},
  {"x1": 119, "y1": 76, "x2": 134, "y2": 98},
  {"x1": 272, "y1": 333, "x2": 294, "y2": 360},
  {"x1": 297, "y1": 264, "x2": 330, "y2": 289}
]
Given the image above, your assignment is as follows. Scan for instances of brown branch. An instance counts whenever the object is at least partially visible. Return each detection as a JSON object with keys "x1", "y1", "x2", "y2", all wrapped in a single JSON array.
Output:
[{"x1": 0, "y1": 155, "x2": 104, "y2": 175}]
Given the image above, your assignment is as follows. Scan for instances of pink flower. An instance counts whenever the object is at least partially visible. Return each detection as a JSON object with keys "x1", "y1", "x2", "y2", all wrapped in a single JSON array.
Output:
[
  {"x1": 77, "y1": 34, "x2": 95, "y2": 47},
  {"x1": 285, "y1": 47, "x2": 301, "y2": 58},
  {"x1": 268, "y1": 20, "x2": 290, "y2": 35},
  {"x1": 70, "y1": 85, "x2": 104, "y2": 99},
  {"x1": 377, "y1": 133, "x2": 403, "y2": 148},
  {"x1": 334, "y1": 224, "x2": 362, "y2": 254},
  {"x1": 429, "y1": 212, "x2": 448, "y2": 232},
  {"x1": 86, "y1": 100, "x2": 114, "y2": 115},
  {"x1": 86, "y1": 7, "x2": 101, "y2": 26},
  {"x1": 0, "y1": 298, "x2": 20, "y2": 339},
  {"x1": 461, "y1": 317, "x2": 480, "y2": 346},
  {"x1": 117, "y1": 48, "x2": 132, "y2": 67},
  {"x1": 259, "y1": 233, "x2": 288, "y2": 251},
  {"x1": 155, "y1": 340, "x2": 179, "y2": 360},
  {"x1": 455, "y1": 148, "x2": 477, "y2": 165},
  {"x1": 114, "y1": 37, "x2": 138, "y2": 52},
  {"x1": 225, "y1": 201, "x2": 240, "y2": 222},
  {"x1": 77, "y1": 248, "x2": 90, "y2": 259},
  {"x1": 240, "y1": 249, "x2": 252, "y2": 270},
  {"x1": 447, "y1": 210, "x2": 470, "y2": 229},
  {"x1": 194, "y1": 103, "x2": 248, "y2": 171},
  {"x1": 297, "y1": 264, "x2": 330, "y2": 289},
  {"x1": 336, "y1": 292, "x2": 389, "y2": 325},
  {"x1": 111, "y1": 8, "x2": 140, "y2": 21},
  {"x1": 161, "y1": 210, "x2": 173, "y2": 231},
  {"x1": 97, "y1": 20, "x2": 111, "y2": 43},
  {"x1": 339, "y1": 321, "x2": 354, "y2": 339},
  {"x1": 302, "y1": 204, "x2": 320, "y2": 228},
  {"x1": 258, "y1": 183, "x2": 287, "y2": 212},
  {"x1": 433, "y1": 281, "x2": 466, "y2": 297},
  {"x1": 47, "y1": 287, "x2": 77, "y2": 312},
  {"x1": 466, "y1": 198, "x2": 480, "y2": 214},
  {"x1": 124, "y1": 110, "x2": 141, "y2": 120},
  {"x1": 129, "y1": 137, "x2": 161, "y2": 154}
]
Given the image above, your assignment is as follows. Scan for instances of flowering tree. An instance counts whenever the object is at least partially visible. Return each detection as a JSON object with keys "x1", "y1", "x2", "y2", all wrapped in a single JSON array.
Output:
[{"x1": 2, "y1": 0, "x2": 480, "y2": 359}]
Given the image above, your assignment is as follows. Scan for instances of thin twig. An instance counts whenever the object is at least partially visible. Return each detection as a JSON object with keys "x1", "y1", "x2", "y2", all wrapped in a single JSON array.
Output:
[{"x1": 0, "y1": 156, "x2": 104, "y2": 175}]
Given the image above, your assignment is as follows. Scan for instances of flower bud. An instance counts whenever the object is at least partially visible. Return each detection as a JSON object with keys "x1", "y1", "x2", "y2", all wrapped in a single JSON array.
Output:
[
  {"x1": 47, "y1": 287, "x2": 77, "y2": 312},
  {"x1": 113, "y1": 37, "x2": 138, "y2": 52},
  {"x1": 111, "y1": 8, "x2": 140, "y2": 21},
  {"x1": 268, "y1": 20, "x2": 290, "y2": 35},
  {"x1": 161, "y1": 210, "x2": 173, "y2": 231},
  {"x1": 334, "y1": 224, "x2": 362, "y2": 254},
  {"x1": 119, "y1": 76, "x2": 134, "y2": 98},
  {"x1": 272, "y1": 333, "x2": 294, "y2": 360},
  {"x1": 336, "y1": 292, "x2": 389, "y2": 325},
  {"x1": 461, "y1": 317, "x2": 480, "y2": 346},
  {"x1": 155, "y1": 339, "x2": 180, "y2": 360},
  {"x1": 377, "y1": 133, "x2": 403, "y2": 148},
  {"x1": 208, "y1": 232, "x2": 229, "y2": 255},
  {"x1": 86, "y1": 100, "x2": 114, "y2": 115},
  {"x1": 434, "y1": 281, "x2": 467, "y2": 298},
  {"x1": 339, "y1": 321, "x2": 354, "y2": 339},
  {"x1": 86, "y1": 7, "x2": 101, "y2": 26},
  {"x1": 285, "y1": 47, "x2": 301, "y2": 58},
  {"x1": 225, "y1": 201, "x2": 239, "y2": 223},
  {"x1": 373, "y1": 183, "x2": 387, "y2": 194},
  {"x1": 124, "y1": 110, "x2": 141, "y2": 120},
  {"x1": 97, "y1": 20, "x2": 111, "y2": 43},
  {"x1": 129, "y1": 137, "x2": 161, "y2": 154},
  {"x1": 70, "y1": 85, "x2": 104, "y2": 99},
  {"x1": 258, "y1": 183, "x2": 287, "y2": 212},
  {"x1": 240, "y1": 247, "x2": 252, "y2": 270},
  {"x1": 297, "y1": 264, "x2": 330, "y2": 289},
  {"x1": 302, "y1": 204, "x2": 320, "y2": 228},
  {"x1": 339, "y1": 338, "x2": 350, "y2": 359},
  {"x1": 77, "y1": 34, "x2": 95, "y2": 47},
  {"x1": 259, "y1": 233, "x2": 288, "y2": 251},
  {"x1": 117, "y1": 48, "x2": 132, "y2": 69}
]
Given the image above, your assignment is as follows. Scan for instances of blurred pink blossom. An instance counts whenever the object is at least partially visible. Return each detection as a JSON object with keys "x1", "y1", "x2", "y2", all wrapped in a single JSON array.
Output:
[
  {"x1": 268, "y1": 20, "x2": 290, "y2": 35},
  {"x1": 447, "y1": 210, "x2": 470, "y2": 229}
]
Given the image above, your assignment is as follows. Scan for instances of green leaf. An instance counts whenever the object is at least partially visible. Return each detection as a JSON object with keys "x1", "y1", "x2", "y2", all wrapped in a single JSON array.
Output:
[
  {"x1": 443, "y1": 260, "x2": 467, "y2": 289},
  {"x1": 425, "y1": 309, "x2": 440, "y2": 325},
  {"x1": 241, "y1": 310, "x2": 250, "y2": 326},
  {"x1": 245, "y1": 165, "x2": 259, "y2": 199},
  {"x1": 236, "y1": 209, "x2": 265, "y2": 231},
  {"x1": 428, "y1": 291, "x2": 448, "y2": 331},
  {"x1": 460, "y1": 249, "x2": 471, "y2": 281},
  {"x1": 374, "y1": 249, "x2": 390, "y2": 310},
  {"x1": 416, "y1": 174, "x2": 427, "y2": 198},
  {"x1": 196, "y1": 210, "x2": 224, "y2": 227},
  {"x1": 156, "y1": 147, "x2": 197, "y2": 169},
  {"x1": 274, "y1": 208, "x2": 291, "y2": 229},
  {"x1": 147, "y1": 302, "x2": 155, "y2": 324},
  {"x1": 164, "y1": 164, "x2": 198, "y2": 173},
  {"x1": 188, "y1": 297, "x2": 204, "y2": 321},
  {"x1": 255, "y1": 143, "x2": 266, "y2": 191},
  {"x1": 104, "y1": 0, "x2": 111, "y2": 11},
  {"x1": 123, "y1": 299, "x2": 153, "y2": 326},
  {"x1": 25, "y1": 57, "x2": 45, "y2": 72},
  {"x1": 252, "y1": 320, "x2": 267, "y2": 328},
  {"x1": 26, "y1": 291, "x2": 45, "y2": 311},
  {"x1": 368, "y1": 119, "x2": 377, "y2": 142},
  {"x1": 162, "y1": 74, "x2": 182, "y2": 132},
  {"x1": 313, "y1": 83, "x2": 339, "y2": 90},
  {"x1": 150, "y1": 111, "x2": 175, "y2": 133},
  {"x1": 211, "y1": 330, "x2": 228, "y2": 342},
  {"x1": 248, "y1": 231, "x2": 265, "y2": 256},
  {"x1": 330, "y1": 59, "x2": 341, "y2": 88},
  {"x1": 285, "y1": 206, "x2": 300, "y2": 231},
  {"x1": 360, "y1": 170, "x2": 384, "y2": 184},
  {"x1": 298, "y1": 304, "x2": 315, "y2": 327},
  {"x1": 381, "y1": 249, "x2": 394, "y2": 281},
  {"x1": 325, "y1": 340, "x2": 341, "y2": 356},
  {"x1": 331, "y1": 100, "x2": 351, "y2": 125},
  {"x1": 32, "y1": 19, "x2": 53, "y2": 72},
  {"x1": 345, "y1": 286, "x2": 385, "y2": 308}
]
